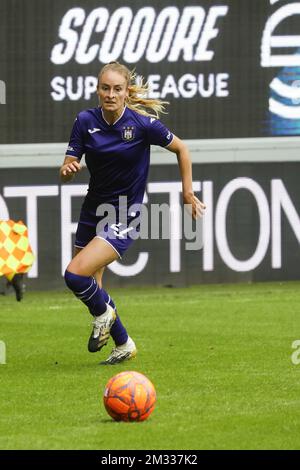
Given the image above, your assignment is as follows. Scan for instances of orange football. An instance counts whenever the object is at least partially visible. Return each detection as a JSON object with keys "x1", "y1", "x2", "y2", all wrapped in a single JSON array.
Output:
[{"x1": 103, "y1": 371, "x2": 156, "y2": 422}]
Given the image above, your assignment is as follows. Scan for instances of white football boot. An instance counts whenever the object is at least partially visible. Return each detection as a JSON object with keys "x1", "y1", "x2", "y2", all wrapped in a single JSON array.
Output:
[
  {"x1": 100, "y1": 336, "x2": 137, "y2": 365},
  {"x1": 88, "y1": 304, "x2": 116, "y2": 353}
]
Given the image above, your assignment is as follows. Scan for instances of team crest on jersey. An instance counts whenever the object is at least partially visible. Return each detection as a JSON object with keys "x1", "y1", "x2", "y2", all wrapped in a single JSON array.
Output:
[{"x1": 122, "y1": 126, "x2": 135, "y2": 141}]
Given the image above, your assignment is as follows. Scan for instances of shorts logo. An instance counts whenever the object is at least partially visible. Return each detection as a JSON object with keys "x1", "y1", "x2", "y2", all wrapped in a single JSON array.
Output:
[
  {"x1": 110, "y1": 223, "x2": 134, "y2": 239},
  {"x1": 122, "y1": 126, "x2": 135, "y2": 141}
]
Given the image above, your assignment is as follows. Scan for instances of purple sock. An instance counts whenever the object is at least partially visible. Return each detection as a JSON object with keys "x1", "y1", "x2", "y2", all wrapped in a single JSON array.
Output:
[
  {"x1": 102, "y1": 289, "x2": 129, "y2": 346},
  {"x1": 64, "y1": 270, "x2": 107, "y2": 316}
]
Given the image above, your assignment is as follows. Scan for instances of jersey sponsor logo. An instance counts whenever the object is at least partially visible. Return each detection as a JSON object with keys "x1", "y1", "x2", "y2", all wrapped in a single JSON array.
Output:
[
  {"x1": 88, "y1": 127, "x2": 101, "y2": 134},
  {"x1": 122, "y1": 126, "x2": 135, "y2": 141}
]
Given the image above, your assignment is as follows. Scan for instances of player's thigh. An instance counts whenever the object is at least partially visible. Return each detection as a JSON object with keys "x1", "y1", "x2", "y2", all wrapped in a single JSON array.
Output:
[
  {"x1": 74, "y1": 246, "x2": 82, "y2": 257},
  {"x1": 67, "y1": 238, "x2": 118, "y2": 276},
  {"x1": 94, "y1": 267, "x2": 105, "y2": 287}
]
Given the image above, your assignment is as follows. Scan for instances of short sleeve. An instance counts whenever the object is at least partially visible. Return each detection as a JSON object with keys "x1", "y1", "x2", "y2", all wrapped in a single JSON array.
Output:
[
  {"x1": 147, "y1": 118, "x2": 174, "y2": 147},
  {"x1": 65, "y1": 115, "x2": 85, "y2": 160}
]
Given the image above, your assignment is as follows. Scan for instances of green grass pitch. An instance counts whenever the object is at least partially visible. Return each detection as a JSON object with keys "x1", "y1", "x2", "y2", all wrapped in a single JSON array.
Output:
[{"x1": 0, "y1": 281, "x2": 300, "y2": 450}]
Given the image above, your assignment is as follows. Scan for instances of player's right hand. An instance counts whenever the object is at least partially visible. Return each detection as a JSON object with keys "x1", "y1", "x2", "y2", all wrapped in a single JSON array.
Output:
[{"x1": 61, "y1": 160, "x2": 81, "y2": 176}]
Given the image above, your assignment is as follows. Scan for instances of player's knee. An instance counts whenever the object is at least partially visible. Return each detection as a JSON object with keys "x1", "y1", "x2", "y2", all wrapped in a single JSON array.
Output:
[
  {"x1": 66, "y1": 257, "x2": 92, "y2": 277},
  {"x1": 64, "y1": 269, "x2": 76, "y2": 290},
  {"x1": 64, "y1": 269, "x2": 90, "y2": 292}
]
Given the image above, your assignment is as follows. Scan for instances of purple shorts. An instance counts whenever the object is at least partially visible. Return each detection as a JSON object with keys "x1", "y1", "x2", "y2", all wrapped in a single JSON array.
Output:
[{"x1": 75, "y1": 207, "x2": 138, "y2": 258}]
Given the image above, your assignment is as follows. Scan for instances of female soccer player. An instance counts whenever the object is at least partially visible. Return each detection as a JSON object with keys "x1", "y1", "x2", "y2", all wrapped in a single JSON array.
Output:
[{"x1": 60, "y1": 62, "x2": 205, "y2": 365}]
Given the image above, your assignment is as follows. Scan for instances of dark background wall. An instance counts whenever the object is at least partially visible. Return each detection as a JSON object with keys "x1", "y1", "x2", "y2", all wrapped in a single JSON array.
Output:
[
  {"x1": 0, "y1": 162, "x2": 299, "y2": 290},
  {"x1": 1, "y1": 0, "x2": 300, "y2": 142}
]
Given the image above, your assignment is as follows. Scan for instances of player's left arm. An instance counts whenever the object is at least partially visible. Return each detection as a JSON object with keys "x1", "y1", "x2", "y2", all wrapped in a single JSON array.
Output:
[{"x1": 166, "y1": 135, "x2": 206, "y2": 219}]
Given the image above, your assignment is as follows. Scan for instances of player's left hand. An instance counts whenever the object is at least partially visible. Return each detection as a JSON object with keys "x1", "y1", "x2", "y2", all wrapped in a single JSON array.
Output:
[{"x1": 183, "y1": 193, "x2": 206, "y2": 220}]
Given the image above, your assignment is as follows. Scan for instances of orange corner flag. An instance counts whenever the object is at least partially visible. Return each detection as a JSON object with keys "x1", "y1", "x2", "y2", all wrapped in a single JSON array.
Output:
[{"x1": 0, "y1": 220, "x2": 34, "y2": 280}]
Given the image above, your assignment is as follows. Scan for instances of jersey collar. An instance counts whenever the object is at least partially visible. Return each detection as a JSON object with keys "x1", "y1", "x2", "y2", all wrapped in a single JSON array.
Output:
[{"x1": 100, "y1": 106, "x2": 127, "y2": 126}]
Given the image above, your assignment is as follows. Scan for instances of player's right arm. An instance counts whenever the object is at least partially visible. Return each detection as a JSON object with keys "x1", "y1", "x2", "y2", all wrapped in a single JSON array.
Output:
[{"x1": 59, "y1": 156, "x2": 82, "y2": 183}]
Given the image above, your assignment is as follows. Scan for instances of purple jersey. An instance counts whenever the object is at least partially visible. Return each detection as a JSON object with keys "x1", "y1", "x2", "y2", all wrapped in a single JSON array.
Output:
[{"x1": 66, "y1": 106, "x2": 173, "y2": 209}]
